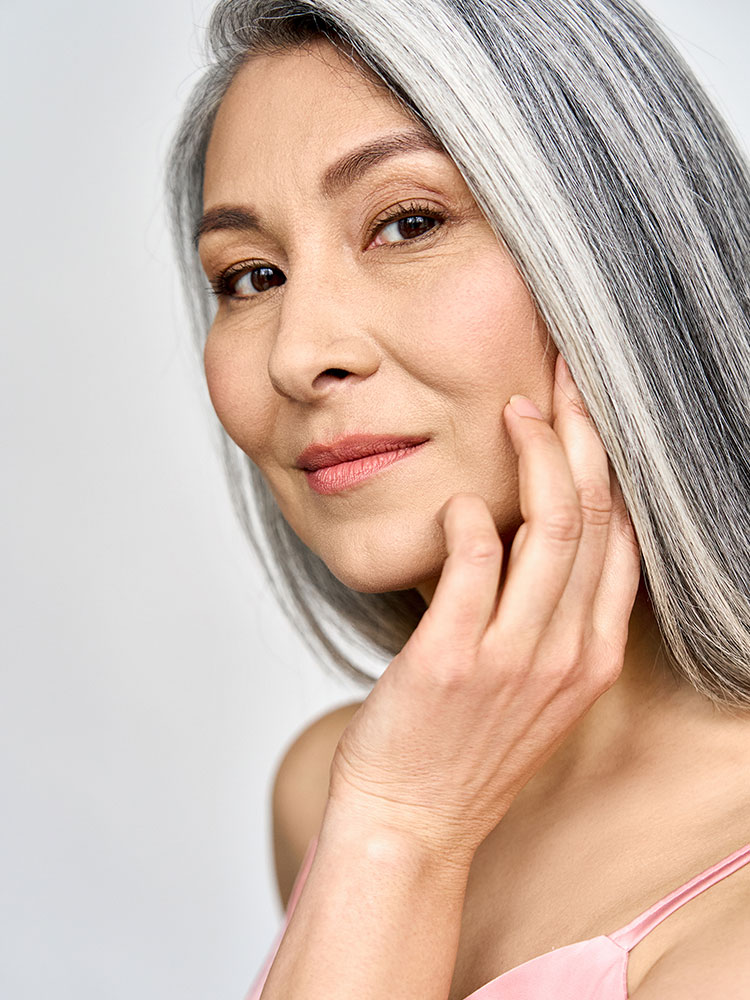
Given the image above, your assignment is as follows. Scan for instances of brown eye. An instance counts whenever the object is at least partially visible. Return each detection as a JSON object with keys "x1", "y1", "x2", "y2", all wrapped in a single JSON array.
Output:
[
  {"x1": 400, "y1": 216, "x2": 437, "y2": 239},
  {"x1": 234, "y1": 266, "x2": 286, "y2": 296},
  {"x1": 379, "y1": 214, "x2": 440, "y2": 243},
  {"x1": 370, "y1": 201, "x2": 447, "y2": 248}
]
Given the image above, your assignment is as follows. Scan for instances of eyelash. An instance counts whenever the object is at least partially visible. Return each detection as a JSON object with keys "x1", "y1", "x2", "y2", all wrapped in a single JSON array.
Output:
[{"x1": 207, "y1": 200, "x2": 448, "y2": 300}]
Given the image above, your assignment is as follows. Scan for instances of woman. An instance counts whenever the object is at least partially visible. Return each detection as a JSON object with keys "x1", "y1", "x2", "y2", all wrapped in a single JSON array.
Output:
[{"x1": 166, "y1": 0, "x2": 750, "y2": 997}]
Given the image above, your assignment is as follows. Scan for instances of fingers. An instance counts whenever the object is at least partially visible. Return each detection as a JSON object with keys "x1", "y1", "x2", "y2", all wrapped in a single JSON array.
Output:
[
  {"x1": 422, "y1": 494, "x2": 504, "y2": 650},
  {"x1": 491, "y1": 352, "x2": 641, "y2": 675},
  {"x1": 545, "y1": 352, "x2": 613, "y2": 626},
  {"x1": 420, "y1": 351, "x2": 641, "y2": 675},
  {"x1": 492, "y1": 384, "x2": 583, "y2": 644},
  {"x1": 548, "y1": 354, "x2": 641, "y2": 658}
]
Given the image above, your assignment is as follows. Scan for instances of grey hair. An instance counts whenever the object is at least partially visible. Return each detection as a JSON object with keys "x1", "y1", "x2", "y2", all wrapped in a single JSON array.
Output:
[{"x1": 166, "y1": 0, "x2": 750, "y2": 709}]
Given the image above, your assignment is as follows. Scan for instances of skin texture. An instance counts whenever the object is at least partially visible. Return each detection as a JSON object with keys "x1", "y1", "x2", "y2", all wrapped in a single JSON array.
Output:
[
  {"x1": 199, "y1": 38, "x2": 750, "y2": 1000},
  {"x1": 200, "y1": 41, "x2": 552, "y2": 597}
]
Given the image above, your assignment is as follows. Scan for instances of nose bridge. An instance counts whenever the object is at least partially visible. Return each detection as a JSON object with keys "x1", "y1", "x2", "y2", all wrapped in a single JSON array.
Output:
[{"x1": 266, "y1": 240, "x2": 379, "y2": 400}]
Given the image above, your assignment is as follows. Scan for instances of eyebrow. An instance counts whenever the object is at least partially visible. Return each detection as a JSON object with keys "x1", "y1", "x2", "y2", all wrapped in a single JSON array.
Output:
[{"x1": 194, "y1": 127, "x2": 446, "y2": 248}]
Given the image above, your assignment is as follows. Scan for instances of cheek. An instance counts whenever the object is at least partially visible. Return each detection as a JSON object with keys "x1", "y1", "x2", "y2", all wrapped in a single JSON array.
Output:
[
  {"x1": 203, "y1": 330, "x2": 241, "y2": 431},
  {"x1": 416, "y1": 253, "x2": 545, "y2": 391},
  {"x1": 203, "y1": 330, "x2": 274, "y2": 458}
]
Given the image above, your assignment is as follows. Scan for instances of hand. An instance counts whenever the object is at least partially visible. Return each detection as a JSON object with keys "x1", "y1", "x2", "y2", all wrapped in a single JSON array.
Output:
[{"x1": 327, "y1": 352, "x2": 642, "y2": 862}]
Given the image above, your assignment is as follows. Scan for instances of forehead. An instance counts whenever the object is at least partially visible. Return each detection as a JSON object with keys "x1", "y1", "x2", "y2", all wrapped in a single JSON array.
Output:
[{"x1": 203, "y1": 39, "x2": 425, "y2": 200}]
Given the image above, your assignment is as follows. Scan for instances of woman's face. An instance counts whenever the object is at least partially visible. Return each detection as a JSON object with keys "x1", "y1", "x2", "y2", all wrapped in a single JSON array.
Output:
[{"x1": 199, "y1": 38, "x2": 557, "y2": 598}]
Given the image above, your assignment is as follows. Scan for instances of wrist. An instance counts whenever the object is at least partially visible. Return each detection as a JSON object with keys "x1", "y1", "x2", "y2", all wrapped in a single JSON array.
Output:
[{"x1": 320, "y1": 791, "x2": 477, "y2": 879}]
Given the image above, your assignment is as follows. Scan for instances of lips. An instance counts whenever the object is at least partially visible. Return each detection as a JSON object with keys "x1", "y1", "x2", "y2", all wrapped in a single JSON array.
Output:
[{"x1": 296, "y1": 434, "x2": 430, "y2": 471}]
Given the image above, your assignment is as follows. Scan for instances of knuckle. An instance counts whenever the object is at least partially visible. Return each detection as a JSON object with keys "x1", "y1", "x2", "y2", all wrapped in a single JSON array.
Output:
[
  {"x1": 432, "y1": 654, "x2": 475, "y2": 690},
  {"x1": 562, "y1": 642, "x2": 587, "y2": 681},
  {"x1": 539, "y1": 656, "x2": 579, "y2": 689},
  {"x1": 461, "y1": 533, "x2": 502, "y2": 565},
  {"x1": 594, "y1": 653, "x2": 624, "y2": 692},
  {"x1": 539, "y1": 503, "x2": 583, "y2": 543},
  {"x1": 575, "y1": 478, "x2": 613, "y2": 526},
  {"x1": 585, "y1": 631, "x2": 625, "y2": 690}
]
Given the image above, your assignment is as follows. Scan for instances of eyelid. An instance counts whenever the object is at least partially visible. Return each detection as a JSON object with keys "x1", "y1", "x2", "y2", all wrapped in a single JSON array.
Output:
[
  {"x1": 207, "y1": 260, "x2": 247, "y2": 297},
  {"x1": 365, "y1": 199, "x2": 448, "y2": 247},
  {"x1": 208, "y1": 198, "x2": 450, "y2": 300},
  {"x1": 208, "y1": 259, "x2": 278, "y2": 299}
]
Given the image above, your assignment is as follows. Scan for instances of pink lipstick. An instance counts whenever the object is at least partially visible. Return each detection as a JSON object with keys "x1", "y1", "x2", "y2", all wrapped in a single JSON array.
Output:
[{"x1": 296, "y1": 435, "x2": 429, "y2": 495}]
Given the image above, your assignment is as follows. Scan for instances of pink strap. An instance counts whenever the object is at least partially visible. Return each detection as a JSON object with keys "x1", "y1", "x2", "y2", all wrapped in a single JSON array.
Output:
[
  {"x1": 243, "y1": 837, "x2": 319, "y2": 1000},
  {"x1": 610, "y1": 841, "x2": 750, "y2": 951},
  {"x1": 287, "y1": 835, "x2": 319, "y2": 915}
]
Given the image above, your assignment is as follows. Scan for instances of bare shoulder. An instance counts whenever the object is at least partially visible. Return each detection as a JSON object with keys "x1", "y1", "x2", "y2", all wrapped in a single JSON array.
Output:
[
  {"x1": 632, "y1": 858, "x2": 750, "y2": 998},
  {"x1": 271, "y1": 699, "x2": 364, "y2": 910}
]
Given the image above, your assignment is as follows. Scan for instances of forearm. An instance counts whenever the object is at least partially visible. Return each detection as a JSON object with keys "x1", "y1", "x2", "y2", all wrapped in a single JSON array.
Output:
[{"x1": 260, "y1": 799, "x2": 473, "y2": 1000}]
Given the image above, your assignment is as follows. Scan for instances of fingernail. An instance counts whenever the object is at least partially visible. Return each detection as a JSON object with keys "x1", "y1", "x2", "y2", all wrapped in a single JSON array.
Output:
[{"x1": 509, "y1": 394, "x2": 543, "y2": 419}]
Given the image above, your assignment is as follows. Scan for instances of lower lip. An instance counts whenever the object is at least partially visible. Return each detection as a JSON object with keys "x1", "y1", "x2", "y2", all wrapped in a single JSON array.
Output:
[{"x1": 303, "y1": 442, "x2": 428, "y2": 495}]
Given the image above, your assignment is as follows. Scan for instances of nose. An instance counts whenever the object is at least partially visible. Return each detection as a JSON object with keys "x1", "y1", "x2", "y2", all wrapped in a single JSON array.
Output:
[{"x1": 266, "y1": 263, "x2": 381, "y2": 403}]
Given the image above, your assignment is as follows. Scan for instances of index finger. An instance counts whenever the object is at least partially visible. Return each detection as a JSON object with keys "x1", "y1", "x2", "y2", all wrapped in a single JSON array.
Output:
[{"x1": 491, "y1": 393, "x2": 583, "y2": 647}]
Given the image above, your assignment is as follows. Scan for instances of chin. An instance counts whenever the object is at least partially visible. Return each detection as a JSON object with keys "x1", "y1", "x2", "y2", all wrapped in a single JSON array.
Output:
[
  {"x1": 328, "y1": 555, "x2": 444, "y2": 596},
  {"x1": 329, "y1": 567, "x2": 432, "y2": 594},
  {"x1": 319, "y1": 526, "x2": 447, "y2": 596}
]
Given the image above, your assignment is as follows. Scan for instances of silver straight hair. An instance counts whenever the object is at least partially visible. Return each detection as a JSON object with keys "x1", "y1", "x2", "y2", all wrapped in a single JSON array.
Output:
[{"x1": 166, "y1": 0, "x2": 750, "y2": 709}]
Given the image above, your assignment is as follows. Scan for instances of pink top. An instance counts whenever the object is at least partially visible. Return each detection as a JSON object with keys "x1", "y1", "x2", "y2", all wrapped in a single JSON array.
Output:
[{"x1": 244, "y1": 838, "x2": 750, "y2": 999}]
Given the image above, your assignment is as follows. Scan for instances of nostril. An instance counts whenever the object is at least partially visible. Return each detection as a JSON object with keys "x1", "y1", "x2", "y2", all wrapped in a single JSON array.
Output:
[{"x1": 311, "y1": 368, "x2": 360, "y2": 392}]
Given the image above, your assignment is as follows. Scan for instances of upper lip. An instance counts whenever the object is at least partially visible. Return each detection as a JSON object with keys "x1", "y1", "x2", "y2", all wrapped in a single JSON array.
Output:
[{"x1": 296, "y1": 433, "x2": 430, "y2": 471}]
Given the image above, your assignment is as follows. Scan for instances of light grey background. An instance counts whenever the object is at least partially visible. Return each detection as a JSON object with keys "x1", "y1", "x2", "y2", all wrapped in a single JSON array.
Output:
[{"x1": 1, "y1": 2, "x2": 747, "y2": 998}]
